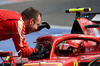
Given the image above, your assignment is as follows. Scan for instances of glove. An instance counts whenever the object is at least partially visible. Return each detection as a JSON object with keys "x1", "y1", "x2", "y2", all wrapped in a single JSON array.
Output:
[{"x1": 36, "y1": 22, "x2": 51, "y2": 31}]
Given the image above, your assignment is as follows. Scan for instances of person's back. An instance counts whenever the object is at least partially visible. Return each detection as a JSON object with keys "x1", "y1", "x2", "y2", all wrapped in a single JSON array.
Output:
[
  {"x1": 0, "y1": 10, "x2": 21, "y2": 22},
  {"x1": 0, "y1": 8, "x2": 40, "y2": 57},
  {"x1": 0, "y1": 10, "x2": 22, "y2": 40},
  {"x1": 0, "y1": 7, "x2": 50, "y2": 57}
]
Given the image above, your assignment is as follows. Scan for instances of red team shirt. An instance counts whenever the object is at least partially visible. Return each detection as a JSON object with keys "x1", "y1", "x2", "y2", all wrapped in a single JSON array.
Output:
[{"x1": 0, "y1": 10, "x2": 37, "y2": 57}]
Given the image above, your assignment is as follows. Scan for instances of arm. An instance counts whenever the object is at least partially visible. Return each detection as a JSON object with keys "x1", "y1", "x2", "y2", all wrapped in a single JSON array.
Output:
[{"x1": 12, "y1": 20, "x2": 37, "y2": 57}]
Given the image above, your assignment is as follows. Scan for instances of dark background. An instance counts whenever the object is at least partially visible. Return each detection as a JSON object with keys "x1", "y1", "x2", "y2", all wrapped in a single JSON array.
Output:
[{"x1": 0, "y1": 0, "x2": 100, "y2": 26}]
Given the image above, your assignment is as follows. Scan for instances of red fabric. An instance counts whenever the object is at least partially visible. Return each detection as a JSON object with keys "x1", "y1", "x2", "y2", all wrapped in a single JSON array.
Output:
[
  {"x1": 0, "y1": 10, "x2": 21, "y2": 22},
  {"x1": 0, "y1": 10, "x2": 37, "y2": 57}
]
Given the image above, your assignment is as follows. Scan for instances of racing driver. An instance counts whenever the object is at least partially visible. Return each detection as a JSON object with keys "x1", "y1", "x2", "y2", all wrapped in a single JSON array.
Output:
[{"x1": 0, "y1": 7, "x2": 48, "y2": 57}]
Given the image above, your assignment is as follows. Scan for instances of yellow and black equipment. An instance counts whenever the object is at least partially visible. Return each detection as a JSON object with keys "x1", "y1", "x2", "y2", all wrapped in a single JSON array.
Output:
[
  {"x1": 65, "y1": 7, "x2": 91, "y2": 13},
  {"x1": 65, "y1": 7, "x2": 92, "y2": 18}
]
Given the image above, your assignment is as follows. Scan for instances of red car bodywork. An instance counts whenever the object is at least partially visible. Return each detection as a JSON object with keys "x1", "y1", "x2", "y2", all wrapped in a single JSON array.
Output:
[
  {"x1": 23, "y1": 34, "x2": 100, "y2": 66},
  {"x1": 1, "y1": 8, "x2": 100, "y2": 66}
]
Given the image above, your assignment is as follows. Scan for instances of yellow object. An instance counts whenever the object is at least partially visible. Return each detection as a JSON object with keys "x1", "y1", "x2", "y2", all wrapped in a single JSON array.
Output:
[
  {"x1": 74, "y1": 61, "x2": 78, "y2": 66},
  {"x1": 5, "y1": 56, "x2": 10, "y2": 61},
  {"x1": 62, "y1": 40, "x2": 66, "y2": 43},
  {"x1": 23, "y1": 63, "x2": 62, "y2": 66},
  {"x1": 65, "y1": 8, "x2": 91, "y2": 13}
]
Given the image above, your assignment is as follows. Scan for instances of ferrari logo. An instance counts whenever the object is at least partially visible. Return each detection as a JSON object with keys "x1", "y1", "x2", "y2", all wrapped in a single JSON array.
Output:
[{"x1": 74, "y1": 61, "x2": 78, "y2": 66}]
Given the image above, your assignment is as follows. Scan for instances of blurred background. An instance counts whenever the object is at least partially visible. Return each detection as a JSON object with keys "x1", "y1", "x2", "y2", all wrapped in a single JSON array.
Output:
[
  {"x1": 0, "y1": 0, "x2": 100, "y2": 26},
  {"x1": 0, "y1": 0, "x2": 100, "y2": 56}
]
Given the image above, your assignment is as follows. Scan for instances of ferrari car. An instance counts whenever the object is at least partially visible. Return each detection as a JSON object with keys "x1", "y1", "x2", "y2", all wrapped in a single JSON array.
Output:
[{"x1": 0, "y1": 7, "x2": 100, "y2": 66}]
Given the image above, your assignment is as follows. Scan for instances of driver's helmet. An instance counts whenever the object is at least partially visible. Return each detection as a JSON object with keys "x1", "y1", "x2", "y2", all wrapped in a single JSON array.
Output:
[
  {"x1": 58, "y1": 43, "x2": 77, "y2": 54},
  {"x1": 57, "y1": 40, "x2": 83, "y2": 54}
]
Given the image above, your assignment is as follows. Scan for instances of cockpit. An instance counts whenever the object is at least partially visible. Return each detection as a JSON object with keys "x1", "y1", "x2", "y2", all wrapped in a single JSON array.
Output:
[
  {"x1": 28, "y1": 40, "x2": 52, "y2": 60},
  {"x1": 55, "y1": 39, "x2": 97, "y2": 56},
  {"x1": 28, "y1": 37, "x2": 97, "y2": 60}
]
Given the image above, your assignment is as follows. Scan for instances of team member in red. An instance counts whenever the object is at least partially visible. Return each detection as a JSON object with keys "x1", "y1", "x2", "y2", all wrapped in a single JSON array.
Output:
[{"x1": 0, "y1": 7, "x2": 43, "y2": 57}]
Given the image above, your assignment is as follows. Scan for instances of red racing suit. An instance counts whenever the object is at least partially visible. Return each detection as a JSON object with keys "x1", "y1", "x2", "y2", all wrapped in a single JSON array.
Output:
[{"x1": 0, "y1": 10, "x2": 37, "y2": 57}]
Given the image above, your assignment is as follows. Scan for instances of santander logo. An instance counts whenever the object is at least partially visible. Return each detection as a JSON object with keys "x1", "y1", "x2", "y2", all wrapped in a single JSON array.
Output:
[{"x1": 85, "y1": 47, "x2": 94, "y2": 52}]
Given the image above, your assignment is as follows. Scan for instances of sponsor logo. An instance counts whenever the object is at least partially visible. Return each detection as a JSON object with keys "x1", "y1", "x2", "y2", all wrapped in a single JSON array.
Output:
[
  {"x1": 86, "y1": 47, "x2": 94, "y2": 52},
  {"x1": 74, "y1": 60, "x2": 78, "y2": 66}
]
